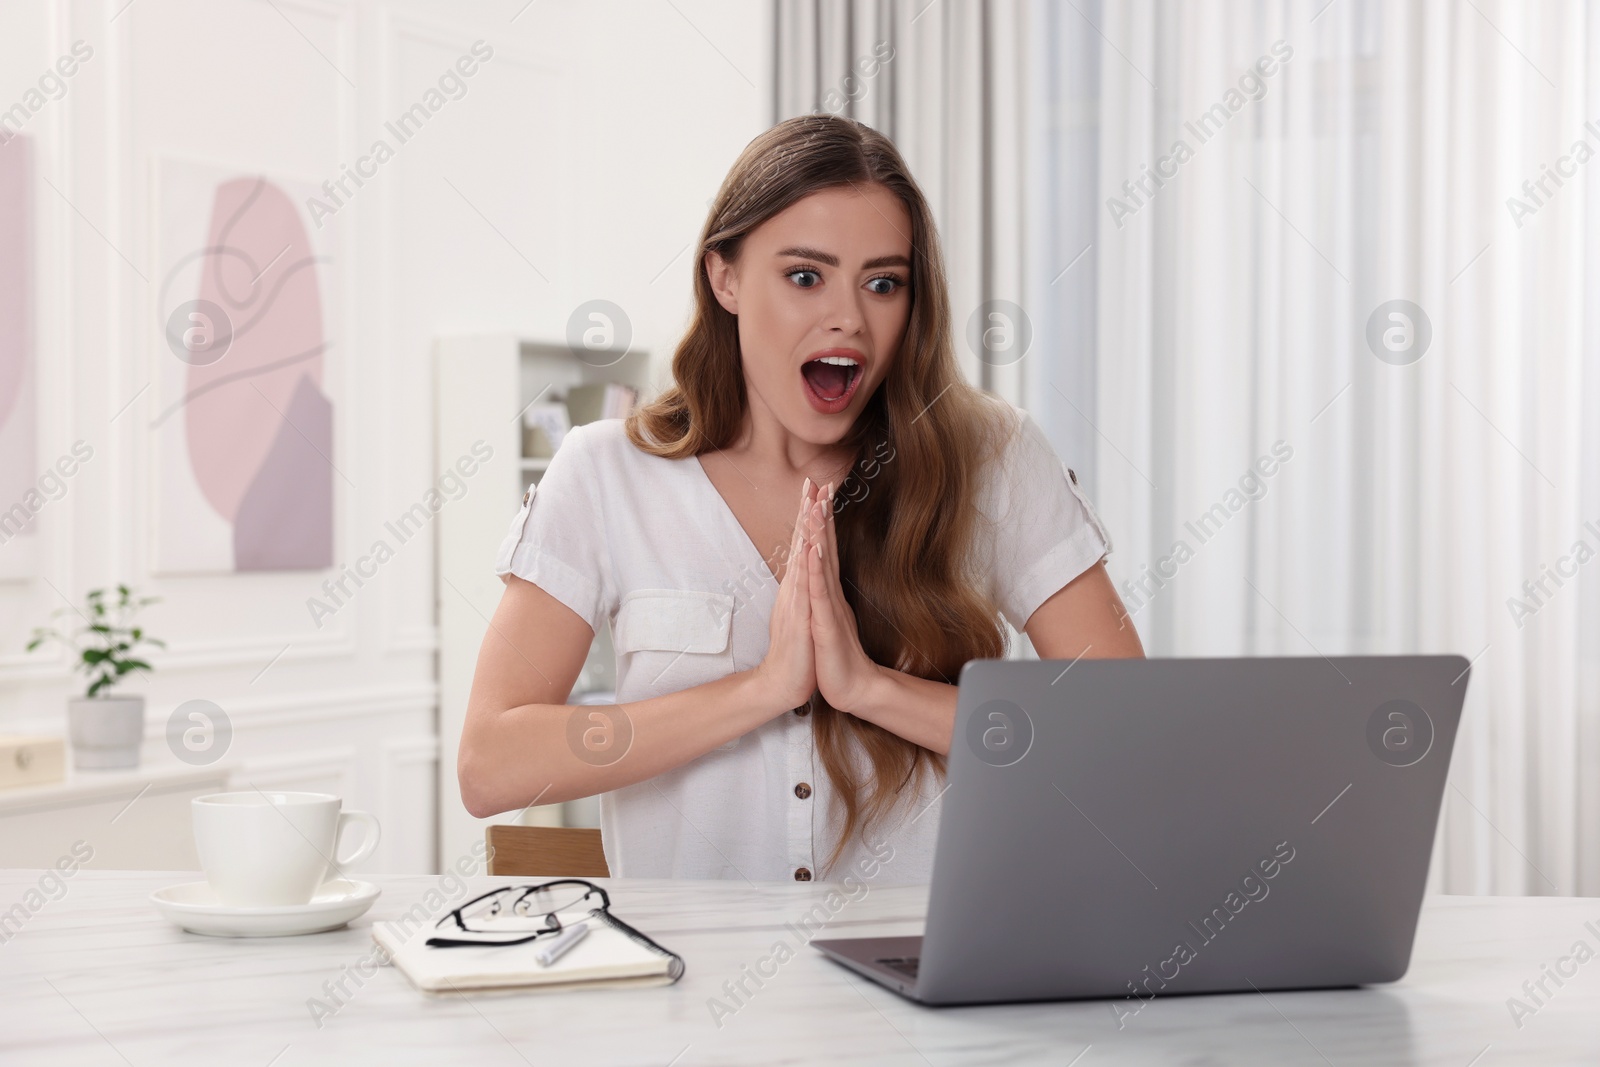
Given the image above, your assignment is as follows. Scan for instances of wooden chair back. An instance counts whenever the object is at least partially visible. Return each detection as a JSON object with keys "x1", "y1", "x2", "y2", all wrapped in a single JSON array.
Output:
[{"x1": 485, "y1": 824, "x2": 610, "y2": 878}]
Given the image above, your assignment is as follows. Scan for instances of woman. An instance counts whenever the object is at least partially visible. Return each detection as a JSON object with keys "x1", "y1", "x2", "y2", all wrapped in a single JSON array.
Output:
[{"x1": 460, "y1": 114, "x2": 1144, "y2": 885}]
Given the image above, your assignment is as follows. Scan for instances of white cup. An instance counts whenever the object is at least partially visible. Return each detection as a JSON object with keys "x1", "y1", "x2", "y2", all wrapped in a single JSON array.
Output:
[{"x1": 192, "y1": 791, "x2": 381, "y2": 907}]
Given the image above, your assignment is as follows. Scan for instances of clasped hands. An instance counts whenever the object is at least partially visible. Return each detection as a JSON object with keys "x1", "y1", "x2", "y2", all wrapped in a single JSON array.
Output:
[{"x1": 754, "y1": 476, "x2": 883, "y2": 716}]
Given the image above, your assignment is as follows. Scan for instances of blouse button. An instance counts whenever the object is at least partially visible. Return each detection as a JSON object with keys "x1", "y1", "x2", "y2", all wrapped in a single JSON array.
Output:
[
  {"x1": 794, "y1": 867, "x2": 812, "y2": 881},
  {"x1": 794, "y1": 782, "x2": 812, "y2": 799},
  {"x1": 1067, "y1": 467, "x2": 1079, "y2": 486}
]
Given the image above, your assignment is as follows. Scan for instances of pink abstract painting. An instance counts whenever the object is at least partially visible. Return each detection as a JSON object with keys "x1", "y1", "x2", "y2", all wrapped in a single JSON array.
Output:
[{"x1": 153, "y1": 160, "x2": 337, "y2": 573}]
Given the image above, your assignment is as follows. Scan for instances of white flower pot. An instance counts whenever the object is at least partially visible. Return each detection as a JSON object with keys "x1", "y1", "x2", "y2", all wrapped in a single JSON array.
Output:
[{"x1": 67, "y1": 695, "x2": 146, "y2": 770}]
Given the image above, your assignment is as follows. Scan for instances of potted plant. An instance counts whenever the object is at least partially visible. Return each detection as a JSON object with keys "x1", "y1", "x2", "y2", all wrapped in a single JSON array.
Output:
[{"x1": 26, "y1": 585, "x2": 165, "y2": 770}]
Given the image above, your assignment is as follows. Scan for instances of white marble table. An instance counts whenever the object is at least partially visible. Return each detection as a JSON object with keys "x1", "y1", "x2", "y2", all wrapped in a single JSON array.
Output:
[{"x1": 2, "y1": 870, "x2": 1597, "y2": 1065}]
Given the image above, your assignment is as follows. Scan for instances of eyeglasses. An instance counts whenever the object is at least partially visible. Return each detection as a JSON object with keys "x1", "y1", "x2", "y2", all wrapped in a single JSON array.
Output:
[
  {"x1": 426, "y1": 879, "x2": 609, "y2": 949},
  {"x1": 426, "y1": 878, "x2": 688, "y2": 981}
]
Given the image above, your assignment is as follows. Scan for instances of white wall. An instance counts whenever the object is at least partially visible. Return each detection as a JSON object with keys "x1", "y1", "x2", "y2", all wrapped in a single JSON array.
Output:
[{"x1": 0, "y1": 0, "x2": 773, "y2": 873}]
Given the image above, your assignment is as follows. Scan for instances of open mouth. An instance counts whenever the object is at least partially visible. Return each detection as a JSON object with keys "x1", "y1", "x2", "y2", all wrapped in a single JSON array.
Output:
[{"x1": 800, "y1": 354, "x2": 864, "y2": 410}]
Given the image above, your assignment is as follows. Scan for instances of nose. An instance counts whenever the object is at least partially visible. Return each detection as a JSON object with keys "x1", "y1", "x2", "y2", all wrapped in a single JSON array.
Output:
[{"x1": 824, "y1": 284, "x2": 865, "y2": 336}]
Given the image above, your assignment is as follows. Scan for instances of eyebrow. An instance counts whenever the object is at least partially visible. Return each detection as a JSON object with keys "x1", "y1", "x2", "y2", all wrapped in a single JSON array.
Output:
[{"x1": 774, "y1": 245, "x2": 911, "y2": 271}]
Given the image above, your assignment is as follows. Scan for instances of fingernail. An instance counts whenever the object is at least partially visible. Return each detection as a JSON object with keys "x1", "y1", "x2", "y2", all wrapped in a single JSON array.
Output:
[{"x1": 803, "y1": 476, "x2": 811, "y2": 497}]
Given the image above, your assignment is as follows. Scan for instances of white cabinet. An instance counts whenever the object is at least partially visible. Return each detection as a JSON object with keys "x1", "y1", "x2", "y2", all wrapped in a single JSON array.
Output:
[
  {"x1": 0, "y1": 762, "x2": 236, "y2": 871},
  {"x1": 433, "y1": 336, "x2": 649, "y2": 868}
]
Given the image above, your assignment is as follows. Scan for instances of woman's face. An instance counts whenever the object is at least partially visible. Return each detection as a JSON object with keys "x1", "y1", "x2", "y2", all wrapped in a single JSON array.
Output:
[{"x1": 706, "y1": 182, "x2": 913, "y2": 446}]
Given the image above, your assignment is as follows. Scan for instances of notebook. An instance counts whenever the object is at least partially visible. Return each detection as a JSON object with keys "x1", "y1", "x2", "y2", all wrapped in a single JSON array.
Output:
[{"x1": 372, "y1": 904, "x2": 685, "y2": 995}]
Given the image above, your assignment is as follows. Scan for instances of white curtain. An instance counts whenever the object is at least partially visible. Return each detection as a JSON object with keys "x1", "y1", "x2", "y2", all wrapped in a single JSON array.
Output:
[{"x1": 776, "y1": 0, "x2": 1600, "y2": 896}]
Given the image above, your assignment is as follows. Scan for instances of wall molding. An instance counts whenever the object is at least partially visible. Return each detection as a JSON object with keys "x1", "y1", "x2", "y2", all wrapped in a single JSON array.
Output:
[
  {"x1": 4, "y1": 680, "x2": 433, "y2": 740},
  {"x1": 140, "y1": 680, "x2": 437, "y2": 740},
  {"x1": 380, "y1": 733, "x2": 440, "y2": 872},
  {"x1": 234, "y1": 744, "x2": 355, "y2": 795},
  {"x1": 387, "y1": 10, "x2": 562, "y2": 71},
  {"x1": 387, "y1": 624, "x2": 437, "y2": 654}
]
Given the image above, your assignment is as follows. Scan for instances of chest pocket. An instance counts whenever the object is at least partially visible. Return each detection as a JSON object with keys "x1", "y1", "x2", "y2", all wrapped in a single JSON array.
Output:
[{"x1": 614, "y1": 588, "x2": 737, "y2": 704}]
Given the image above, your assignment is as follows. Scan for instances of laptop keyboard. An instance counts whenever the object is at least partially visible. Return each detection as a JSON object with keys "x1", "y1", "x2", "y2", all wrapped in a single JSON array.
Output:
[{"x1": 876, "y1": 956, "x2": 920, "y2": 979}]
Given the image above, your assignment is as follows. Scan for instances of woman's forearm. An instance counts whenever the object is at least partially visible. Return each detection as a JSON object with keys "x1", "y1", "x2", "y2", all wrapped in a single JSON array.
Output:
[
  {"x1": 459, "y1": 667, "x2": 792, "y2": 817},
  {"x1": 848, "y1": 664, "x2": 959, "y2": 756}
]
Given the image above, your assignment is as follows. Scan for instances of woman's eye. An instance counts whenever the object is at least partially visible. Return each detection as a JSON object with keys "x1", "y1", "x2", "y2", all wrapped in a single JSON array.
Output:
[{"x1": 787, "y1": 268, "x2": 905, "y2": 294}]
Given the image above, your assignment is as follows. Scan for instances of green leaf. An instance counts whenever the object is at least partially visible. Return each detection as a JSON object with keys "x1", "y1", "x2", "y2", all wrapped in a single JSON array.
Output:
[
  {"x1": 32, "y1": 586, "x2": 161, "y2": 668},
  {"x1": 118, "y1": 659, "x2": 152, "y2": 672}
]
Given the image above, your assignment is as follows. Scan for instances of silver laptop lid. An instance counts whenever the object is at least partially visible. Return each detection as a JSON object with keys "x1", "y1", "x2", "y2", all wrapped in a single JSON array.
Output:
[{"x1": 914, "y1": 655, "x2": 1470, "y2": 1006}]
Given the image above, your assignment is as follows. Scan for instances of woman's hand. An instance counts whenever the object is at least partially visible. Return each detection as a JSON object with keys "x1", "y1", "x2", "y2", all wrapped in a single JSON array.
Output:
[
  {"x1": 750, "y1": 477, "x2": 820, "y2": 712},
  {"x1": 807, "y1": 481, "x2": 883, "y2": 714}
]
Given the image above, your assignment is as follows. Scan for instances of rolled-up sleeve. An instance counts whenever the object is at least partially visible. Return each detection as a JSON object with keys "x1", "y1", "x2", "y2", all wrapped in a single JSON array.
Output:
[
  {"x1": 492, "y1": 422, "x2": 611, "y2": 635},
  {"x1": 978, "y1": 403, "x2": 1113, "y2": 631}
]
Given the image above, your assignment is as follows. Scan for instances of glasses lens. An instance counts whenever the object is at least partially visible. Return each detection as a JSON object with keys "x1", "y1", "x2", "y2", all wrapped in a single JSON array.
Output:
[
  {"x1": 514, "y1": 882, "x2": 597, "y2": 919},
  {"x1": 457, "y1": 883, "x2": 596, "y2": 933}
]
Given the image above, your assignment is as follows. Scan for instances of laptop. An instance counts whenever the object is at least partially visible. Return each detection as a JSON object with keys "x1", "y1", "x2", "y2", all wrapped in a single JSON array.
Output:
[{"x1": 812, "y1": 654, "x2": 1470, "y2": 1006}]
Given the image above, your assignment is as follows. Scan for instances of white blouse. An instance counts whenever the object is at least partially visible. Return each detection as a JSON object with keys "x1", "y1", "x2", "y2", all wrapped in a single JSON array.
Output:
[{"x1": 491, "y1": 397, "x2": 1112, "y2": 885}]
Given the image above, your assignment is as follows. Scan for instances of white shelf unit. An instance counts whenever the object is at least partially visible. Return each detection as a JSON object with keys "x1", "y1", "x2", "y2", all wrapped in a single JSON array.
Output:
[{"x1": 433, "y1": 336, "x2": 649, "y2": 870}]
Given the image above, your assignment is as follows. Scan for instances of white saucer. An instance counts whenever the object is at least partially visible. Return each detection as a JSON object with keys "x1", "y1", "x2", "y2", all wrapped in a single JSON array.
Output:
[{"x1": 150, "y1": 878, "x2": 381, "y2": 937}]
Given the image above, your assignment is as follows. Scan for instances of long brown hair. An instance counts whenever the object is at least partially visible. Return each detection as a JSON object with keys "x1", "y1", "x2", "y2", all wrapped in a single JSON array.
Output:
[{"x1": 625, "y1": 113, "x2": 1011, "y2": 877}]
